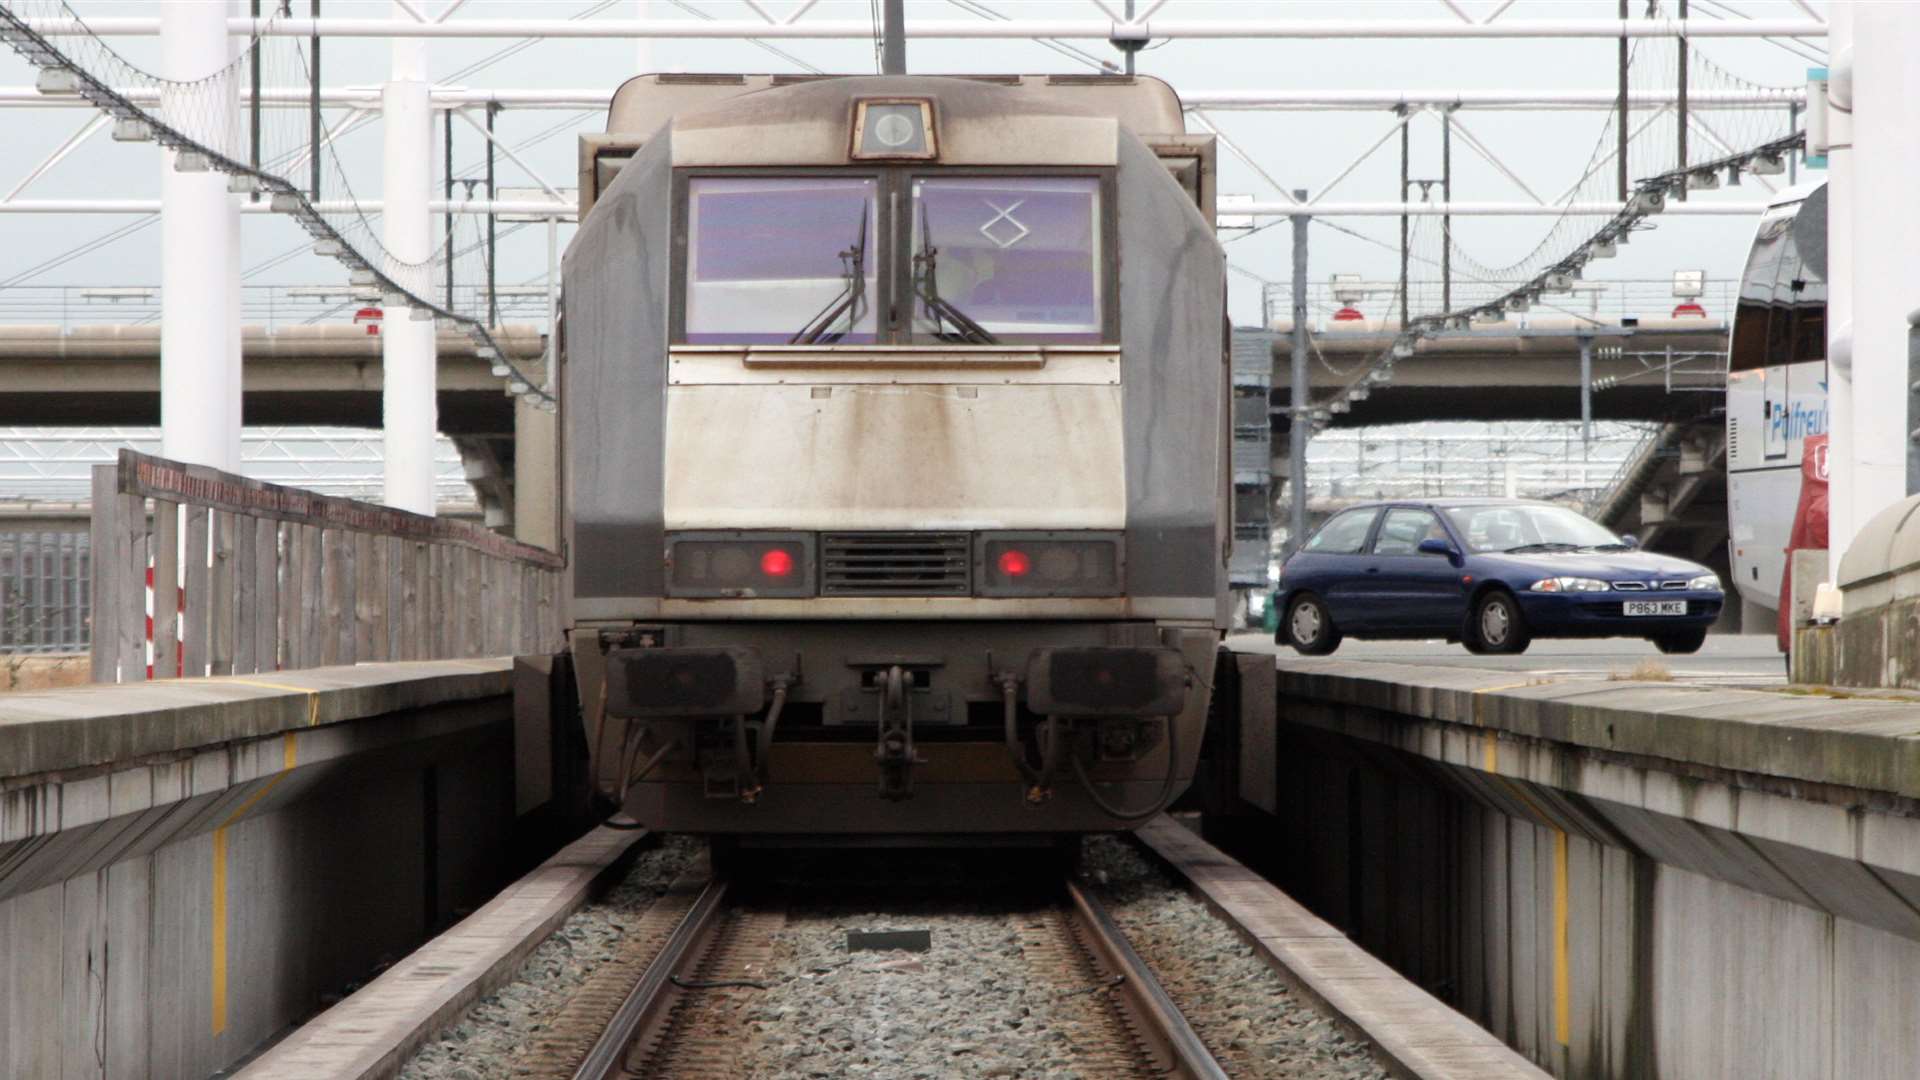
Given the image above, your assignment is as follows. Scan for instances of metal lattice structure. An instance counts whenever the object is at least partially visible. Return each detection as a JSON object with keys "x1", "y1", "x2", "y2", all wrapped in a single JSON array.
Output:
[{"x1": 0, "y1": 2, "x2": 556, "y2": 404}]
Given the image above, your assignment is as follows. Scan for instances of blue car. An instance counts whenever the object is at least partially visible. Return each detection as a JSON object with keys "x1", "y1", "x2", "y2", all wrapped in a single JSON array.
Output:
[{"x1": 1276, "y1": 498, "x2": 1724, "y2": 656}]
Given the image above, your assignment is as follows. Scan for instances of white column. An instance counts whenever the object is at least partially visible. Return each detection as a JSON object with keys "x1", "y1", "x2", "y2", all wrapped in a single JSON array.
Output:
[
  {"x1": 1825, "y1": 3, "x2": 1853, "y2": 572},
  {"x1": 1831, "y1": 2, "x2": 1919, "y2": 567},
  {"x1": 381, "y1": 7, "x2": 437, "y2": 515},
  {"x1": 159, "y1": 0, "x2": 240, "y2": 471}
]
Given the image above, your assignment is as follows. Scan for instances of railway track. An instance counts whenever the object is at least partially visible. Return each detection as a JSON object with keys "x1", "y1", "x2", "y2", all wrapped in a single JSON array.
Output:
[
  {"x1": 261, "y1": 818, "x2": 1538, "y2": 1079},
  {"x1": 553, "y1": 864, "x2": 1228, "y2": 1080}
]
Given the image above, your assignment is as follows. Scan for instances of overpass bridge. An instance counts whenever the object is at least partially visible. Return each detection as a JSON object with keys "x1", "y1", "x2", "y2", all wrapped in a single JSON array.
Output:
[
  {"x1": 1254, "y1": 319, "x2": 1728, "y2": 430},
  {"x1": 1230, "y1": 317, "x2": 1734, "y2": 621},
  {"x1": 0, "y1": 324, "x2": 548, "y2": 530}
]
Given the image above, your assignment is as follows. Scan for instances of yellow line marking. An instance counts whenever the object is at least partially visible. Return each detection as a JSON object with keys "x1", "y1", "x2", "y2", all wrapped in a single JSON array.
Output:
[
  {"x1": 1470, "y1": 679, "x2": 1543, "y2": 728},
  {"x1": 211, "y1": 731, "x2": 298, "y2": 1036},
  {"x1": 225, "y1": 678, "x2": 322, "y2": 726},
  {"x1": 1554, "y1": 828, "x2": 1571, "y2": 1047},
  {"x1": 1465, "y1": 689, "x2": 1572, "y2": 1048}
]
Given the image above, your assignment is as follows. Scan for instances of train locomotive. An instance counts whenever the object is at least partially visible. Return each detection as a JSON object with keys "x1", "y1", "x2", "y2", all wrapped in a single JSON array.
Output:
[{"x1": 556, "y1": 72, "x2": 1228, "y2": 840}]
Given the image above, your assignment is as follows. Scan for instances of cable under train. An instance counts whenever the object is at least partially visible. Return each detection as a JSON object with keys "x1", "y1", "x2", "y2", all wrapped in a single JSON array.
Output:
[{"x1": 540, "y1": 72, "x2": 1231, "y2": 843}]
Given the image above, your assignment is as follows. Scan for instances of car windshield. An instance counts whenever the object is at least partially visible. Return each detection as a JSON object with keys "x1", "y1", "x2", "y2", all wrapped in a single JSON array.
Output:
[
  {"x1": 683, "y1": 177, "x2": 879, "y2": 344},
  {"x1": 909, "y1": 176, "x2": 1103, "y2": 344},
  {"x1": 1443, "y1": 504, "x2": 1624, "y2": 554}
]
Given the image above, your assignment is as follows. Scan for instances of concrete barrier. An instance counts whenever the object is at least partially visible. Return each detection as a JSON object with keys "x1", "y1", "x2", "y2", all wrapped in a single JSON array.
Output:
[
  {"x1": 1231, "y1": 657, "x2": 1920, "y2": 1080},
  {"x1": 0, "y1": 660, "x2": 518, "y2": 1079},
  {"x1": 1818, "y1": 493, "x2": 1920, "y2": 689}
]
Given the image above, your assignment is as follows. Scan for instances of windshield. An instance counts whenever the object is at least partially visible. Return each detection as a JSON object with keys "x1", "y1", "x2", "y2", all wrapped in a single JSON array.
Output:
[
  {"x1": 1443, "y1": 504, "x2": 1624, "y2": 554},
  {"x1": 683, "y1": 177, "x2": 879, "y2": 344},
  {"x1": 909, "y1": 176, "x2": 1103, "y2": 344}
]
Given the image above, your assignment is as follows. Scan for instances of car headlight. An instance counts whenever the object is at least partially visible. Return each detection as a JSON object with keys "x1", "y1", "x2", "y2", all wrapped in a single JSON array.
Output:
[
  {"x1": 1529, "y1": 576, "x2": 1611, "y2": 593},
  {"x1": 1687, "y1": 573, "x2": 1721, "y2": 592}
]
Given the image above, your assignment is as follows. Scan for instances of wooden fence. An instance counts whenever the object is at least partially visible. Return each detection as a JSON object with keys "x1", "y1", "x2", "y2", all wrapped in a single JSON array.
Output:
[{"x1": 88, "y1": 450, "x2": 563, "y2": 683}]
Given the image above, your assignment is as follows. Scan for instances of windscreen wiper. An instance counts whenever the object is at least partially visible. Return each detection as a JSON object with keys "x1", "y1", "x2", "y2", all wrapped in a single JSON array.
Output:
[
  {"x1": 1502, "y1": 542, "x2": 1582, "y2": 554},
  {"x1": 1585, "y1": 542, "x2": 1636, "y2": 552},
  {"x1": 788, "y1": 202, "x2": 869, "y2": 345},
  {"x1": 911, "y1": 204, "x2": 998, "y2": 345}
]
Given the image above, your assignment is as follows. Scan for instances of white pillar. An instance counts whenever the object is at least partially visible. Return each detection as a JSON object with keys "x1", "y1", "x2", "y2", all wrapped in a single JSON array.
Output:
[
  {"x1": 381, "y1": 9, "x2": 437, "y2": 515},
  {"x1": 159, "y1": 0, "x2": 240, "y2": 471},
  {"x1": 1825, "y1": 4, "x2": 1853, "y2": 572},
  {"x1": 1830, "y1": 2, "x2": 1919, "y2": 568}
]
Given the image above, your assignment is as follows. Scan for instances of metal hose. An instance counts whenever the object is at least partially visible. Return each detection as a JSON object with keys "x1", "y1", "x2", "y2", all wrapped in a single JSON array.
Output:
[{"x1": 754, "y1": 680, "x2": 790, "y2": 790}]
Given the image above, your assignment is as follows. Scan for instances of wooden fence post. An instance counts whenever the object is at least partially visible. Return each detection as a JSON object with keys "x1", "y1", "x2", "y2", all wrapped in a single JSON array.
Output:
[
  {"x1": 213, "y1": 511, "x2": 236, "y2": 676},
  {"x1": 232, "y1": 514, "x2": 256, "y2": 674},
  {"x1": 262, "y1": 521, "x2": 284, "y2": 672},
  {"x1": 152, "y1": 500, "x2": 180, "y2": 680},
  {"x1": 88, "y1": 466, "x2": 124, "y2": 683},
  {"x1": 183, "y1": 506, "x2": 210, "y2": 678},
  {"x1": 355, "y1": 532, "x2": 383, "y2": 663}
]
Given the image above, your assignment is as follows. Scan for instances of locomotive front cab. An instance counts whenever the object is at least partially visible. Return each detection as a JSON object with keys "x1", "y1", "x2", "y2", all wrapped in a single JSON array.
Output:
[{"x1": 562, "y1": 75, "x2": 1227, "y2": 839}]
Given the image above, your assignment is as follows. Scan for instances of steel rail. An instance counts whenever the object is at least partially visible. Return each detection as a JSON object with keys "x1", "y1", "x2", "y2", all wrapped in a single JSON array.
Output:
[
  {"x1": 1065, "y1": 877, "x2": 1230, "y2": 1080},
  {"x1": 571, "y1": 875, "x2": 730, "y2": 1080}
]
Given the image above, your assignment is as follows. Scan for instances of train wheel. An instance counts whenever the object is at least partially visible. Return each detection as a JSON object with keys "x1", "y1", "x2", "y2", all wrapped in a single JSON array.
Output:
[{"x1": 1282, "y1": 593, "x2": 1342, "y2": 655}]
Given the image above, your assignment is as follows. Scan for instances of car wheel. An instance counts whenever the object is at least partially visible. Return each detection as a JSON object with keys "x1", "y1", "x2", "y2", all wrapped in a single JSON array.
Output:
[
  {"x1": 1653, "y1": 628, "x2": 1707, "y2": 655},
  {"x1": 1469, "y1": 590, "x2": 1531, "y2": 654},
  {"x1": 1282, "y1": 593, "x2": 1342, "y2": 655}
]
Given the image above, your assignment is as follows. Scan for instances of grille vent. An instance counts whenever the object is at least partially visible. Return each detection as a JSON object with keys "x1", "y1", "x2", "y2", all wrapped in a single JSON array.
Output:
[
  {"x1": 1613, "y1": 581, "x2": 1648, "y2": 591},
  {"x1": 1659, "y1": 580, "x2": 1688, "y2": 591},
  {"x1": 821, "y1": 532, "x2": 970, "y2": 596}
]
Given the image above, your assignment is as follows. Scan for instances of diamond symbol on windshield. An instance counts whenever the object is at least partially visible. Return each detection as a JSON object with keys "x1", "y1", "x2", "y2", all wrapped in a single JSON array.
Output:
[{"x1": 979, "y1": 199, "x2": 1030, "y2": 249}]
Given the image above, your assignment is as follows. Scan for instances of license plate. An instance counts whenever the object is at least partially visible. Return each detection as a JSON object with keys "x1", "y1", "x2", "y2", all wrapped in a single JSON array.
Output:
[{"x1": 1623, "y1": 600, "x2": 1686, "y2": 616}]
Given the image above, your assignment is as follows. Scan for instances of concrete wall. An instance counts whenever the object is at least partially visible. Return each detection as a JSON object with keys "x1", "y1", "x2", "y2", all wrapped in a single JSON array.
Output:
[
  {"x1": 1227, "y1": 660, "x2": 1920, "y2": 1080},
  {"x1": 0, "y1": 663, "x2": 517, "y2": 1079},
  {"x1": 1239, "y1": 722, "x2": 1920, "y2": 1079}
]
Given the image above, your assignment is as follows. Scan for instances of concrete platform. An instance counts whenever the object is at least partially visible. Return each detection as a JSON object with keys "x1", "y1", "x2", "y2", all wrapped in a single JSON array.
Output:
[
  {"x1": 1234, "y1": 654, "x2": 1920, "y2": 1079},
  {"x1": 0, "y1": 660, "x2": 519, "y2": 1080},
  {"x1": 1139, "y1": 817, "x2": 1547, "y2": 1080},
  {"x1": 235, "y1": 825, "x2": 646, "y2": 1080}
]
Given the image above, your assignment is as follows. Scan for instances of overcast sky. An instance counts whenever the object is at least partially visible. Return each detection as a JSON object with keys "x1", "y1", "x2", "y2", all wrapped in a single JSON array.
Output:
[{"x1": 0, "y1": 0, "x2": 1825, "y2": 328}]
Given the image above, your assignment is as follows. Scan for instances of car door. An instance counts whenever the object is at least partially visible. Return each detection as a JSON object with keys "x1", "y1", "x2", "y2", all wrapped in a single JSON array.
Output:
[
  {"x1": 1292, "y1": 507, "x2": 1381, "y2": 631},
  {"x1": 1363, "y1": 507, "x2": 1463, "y2": 633}
]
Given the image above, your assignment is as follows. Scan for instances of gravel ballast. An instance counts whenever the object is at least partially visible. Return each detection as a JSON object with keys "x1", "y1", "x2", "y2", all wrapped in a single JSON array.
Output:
[
  {"x1": 654, "y1": 894, "x2": 1140, "y2": 1078},
  {"x1": 398, "y1": 835, "x2": 701, "y2": 1080},
  {"x1": 1081, "y1": 833, "x2": 1392, "y2": 1079},
  {"x1": 398, "y1": 837, "x2": 1393, "y2": 1080}
]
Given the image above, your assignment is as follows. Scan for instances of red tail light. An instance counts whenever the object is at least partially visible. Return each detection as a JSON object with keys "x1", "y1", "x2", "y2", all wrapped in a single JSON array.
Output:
[
  {"x1": 666, "y1": 533, "x2": 813, "y2": 597},
  {"x1": 979, "y1": 533, "x2": 1123, "y2": 597}
]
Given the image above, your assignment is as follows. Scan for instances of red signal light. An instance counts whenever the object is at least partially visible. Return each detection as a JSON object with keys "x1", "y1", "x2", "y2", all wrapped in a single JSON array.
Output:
[
  {"x1": 760, "y1": 548, "x2": 795, "y2": 578},
  {"x1": 997, "y1": 549, "x2": 1032, "y2": 577}
]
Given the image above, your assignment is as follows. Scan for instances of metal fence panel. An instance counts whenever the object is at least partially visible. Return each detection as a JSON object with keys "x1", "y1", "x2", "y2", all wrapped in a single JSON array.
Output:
[{"x1": 0, "y1": 530, "x2": 91, "y2": 654}]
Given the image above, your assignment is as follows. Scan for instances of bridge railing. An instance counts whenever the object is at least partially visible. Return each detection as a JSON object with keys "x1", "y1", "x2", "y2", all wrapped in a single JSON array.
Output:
[
  {"x1": 0, "y1": 283, "x2": 556, "y2": 333},
  {"x1": 87, "y1": 450, "x2": 562, "y2": 683}
]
